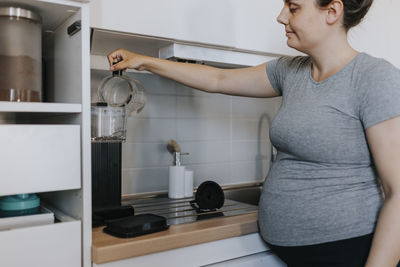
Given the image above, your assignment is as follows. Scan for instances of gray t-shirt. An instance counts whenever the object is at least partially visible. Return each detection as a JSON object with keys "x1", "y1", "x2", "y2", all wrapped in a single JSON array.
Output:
[{"x1": 259, "y1": 52, "x2": 400, "y2": 246}]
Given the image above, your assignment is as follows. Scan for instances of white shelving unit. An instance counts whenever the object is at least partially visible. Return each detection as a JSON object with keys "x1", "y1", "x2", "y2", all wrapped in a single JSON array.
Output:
[
  {"x1": 0, "y1": 102, "x2": 82, "y2": 113},
  {"x1": 0, "y1": 0, "x2": 91, "y2": 267}
]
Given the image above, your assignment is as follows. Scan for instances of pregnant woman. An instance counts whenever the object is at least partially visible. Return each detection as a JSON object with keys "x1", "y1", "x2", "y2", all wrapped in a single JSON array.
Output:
[{"x1": 108, "y1": 0, "x2": 400, "y2": 266}]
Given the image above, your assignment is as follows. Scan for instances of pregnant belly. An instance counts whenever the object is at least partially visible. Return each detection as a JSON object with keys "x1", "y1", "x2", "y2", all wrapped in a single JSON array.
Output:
[{"x1": 257, "y1": 188, "x2": 382, "y2": 246}]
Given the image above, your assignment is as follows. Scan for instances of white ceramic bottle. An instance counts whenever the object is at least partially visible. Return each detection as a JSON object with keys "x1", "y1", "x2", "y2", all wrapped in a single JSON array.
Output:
[
  {"x1": 184, "y1": 169, "x2": 194, "y2": 198},
  {"x1": 168, "y1": 152, "x2": 188, "y2": 199}
]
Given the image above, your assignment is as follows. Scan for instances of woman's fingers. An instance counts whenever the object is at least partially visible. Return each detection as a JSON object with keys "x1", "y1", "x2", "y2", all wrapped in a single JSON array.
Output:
[
  {"x1": 107, "y1": 49, "x2": 126, "y2": 69},
  {"x1": 111, "y1": 60, "x2": 129, "y2": 71},
  {"x1": 107, "y1": 49, "x2": 143, "y2": 71}
]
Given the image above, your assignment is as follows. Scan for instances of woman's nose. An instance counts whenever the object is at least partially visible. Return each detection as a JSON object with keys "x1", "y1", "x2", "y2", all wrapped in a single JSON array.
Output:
[{"x1": 277, "y1": 7, "x2": 289, "y2": 25}]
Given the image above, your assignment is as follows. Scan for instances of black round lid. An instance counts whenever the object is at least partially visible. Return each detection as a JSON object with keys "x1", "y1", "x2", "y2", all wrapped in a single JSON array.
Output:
[{"x1": 195, "y1": 181, "x2": 225, "y2": 210}]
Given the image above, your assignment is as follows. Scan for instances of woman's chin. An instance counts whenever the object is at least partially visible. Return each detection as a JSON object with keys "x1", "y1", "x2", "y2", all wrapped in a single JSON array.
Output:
[
  {"x1": 286, "y1": 40, "x2": 297, "y2": 49},
  {"x1": 286, "y1": 40, "x2": 303, "y2": 53}
]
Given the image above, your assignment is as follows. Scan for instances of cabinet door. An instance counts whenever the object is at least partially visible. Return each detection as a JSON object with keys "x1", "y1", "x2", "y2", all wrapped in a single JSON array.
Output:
[
  {"x1": 0, "y1": 125, "x2": 81, "y2": 196},
  {"x1": 0, "y1": 220, "x2": 81, "y2": 267},
  {"x1": 90, "y1": 0, "x2": 236, "y2": 47}
]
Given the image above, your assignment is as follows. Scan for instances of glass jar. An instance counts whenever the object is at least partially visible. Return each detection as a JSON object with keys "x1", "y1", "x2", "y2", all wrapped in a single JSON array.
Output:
[
  {"x1": 91, "y1": 103, "x2": 127, "y2": 142},
  {"x1": 0, "y1": 6, "x2": 42, "y2": 102}
]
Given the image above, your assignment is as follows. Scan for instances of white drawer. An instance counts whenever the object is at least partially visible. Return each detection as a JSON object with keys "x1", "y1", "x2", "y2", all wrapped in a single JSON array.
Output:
[
  {"x1": 0, "y1": 125, "x2": 81, "y2": 196},
  {"x1": 0, "y1": 217, "x2": 81, "y2": 267},
  {"x1": 205, "y1": 252, "x2": 286, "y2": 267}
]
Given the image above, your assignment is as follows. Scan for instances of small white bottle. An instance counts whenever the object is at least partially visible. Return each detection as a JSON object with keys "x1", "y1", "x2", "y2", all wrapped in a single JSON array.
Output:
[
  {"x1": 184, "y1": 169, "x2": 194, "y2": 198},
  {"x1": 168, "y1": 152, "x2": 188, "y2": 199}
]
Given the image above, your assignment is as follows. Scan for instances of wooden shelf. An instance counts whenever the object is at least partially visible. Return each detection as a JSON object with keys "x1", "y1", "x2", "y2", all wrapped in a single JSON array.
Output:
[{"x1": 0, "y1": 102, "x2": 82, "y2": 113}]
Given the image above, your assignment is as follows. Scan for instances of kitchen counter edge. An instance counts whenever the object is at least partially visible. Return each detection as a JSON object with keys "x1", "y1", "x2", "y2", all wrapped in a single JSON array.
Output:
[{"x1": 92, "y1": 211, "x2": 259, "y2": 264}]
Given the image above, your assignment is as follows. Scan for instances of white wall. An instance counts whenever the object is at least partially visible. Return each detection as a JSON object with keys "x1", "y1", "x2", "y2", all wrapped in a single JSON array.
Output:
[
  {"x1": 91, "y1": 70, "x2": 281, "y2": 195},
  {"x1": 349, "y1": 0, "x2": 400, "y2": 68}
]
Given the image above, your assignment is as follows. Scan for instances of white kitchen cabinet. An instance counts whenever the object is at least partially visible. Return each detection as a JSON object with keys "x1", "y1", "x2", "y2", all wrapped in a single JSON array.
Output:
[
  {"x1": 0, "y1": 125, "x2": 81, "y2": 196},
  {"x1": 0, "y1": 208, "x2": 81, "y2": 267},
  {"x1": 92, "y1": 233, "x2": 286, "y2": 267},
  {"x1": 0, "y1": 0, "x2": 91, "y2": 266},
  {"x1": 90, "y1": 0, "x2": 236, "y2": 48},
  {"x1": 230, "y1": 0, "x2": 297, "y2": 56},
  {"x1": 89, "y1": 0, "x2": 299, "y2": 57}
]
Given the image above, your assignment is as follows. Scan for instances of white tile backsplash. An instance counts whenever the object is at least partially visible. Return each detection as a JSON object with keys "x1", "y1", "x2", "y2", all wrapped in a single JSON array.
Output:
[
  {"x1": 232, "y1": 95, "x2": 281, "y2": 119},
  {"x1": 91, "y1": 70, "x2": 281, "y2": 195},
  {"x1": 177, "y1": 118, "x2": 230, "y2": 141},
  {"x1": 136, "y1": 94, "x2": 177, "y2": 118},
  {"x1": 177, "y1": 95, "x2": 231, "y2": 118},
  {"x1": 232, "y1": 118, "x2": 271, "y2": 141},
  {"x1": 122, "y1": 143, "x2": 173, "y2": 168},
  {"x1": 125, "y1": 118, "x2": 177, "y2": 143},
  {"x1": 231, "y1": 140, "x2": 270, "y2": 162},
  {"x1": 122, "y1": 167, "x2": 169, "y2": 195},
  {"x1": 229, "y1": 160, "x2": 270, "y2": 184},
  {"x1": 128, "y1": 72, "x2": 177, "y2": 95},
  {"x1": 184, "y1": 163, "x2": 231, "y2": 187},
  {"x1": 180, "y1": 141, "x2": 231, "y2": 165}
]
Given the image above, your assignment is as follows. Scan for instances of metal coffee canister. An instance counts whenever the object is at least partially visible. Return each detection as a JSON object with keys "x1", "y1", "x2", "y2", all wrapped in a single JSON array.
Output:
[{"x1": 0, "y1": 6, "x2": 42, "y2": 102}]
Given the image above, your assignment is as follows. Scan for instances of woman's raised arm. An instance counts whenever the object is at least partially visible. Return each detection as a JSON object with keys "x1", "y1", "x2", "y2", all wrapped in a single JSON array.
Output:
[{"x1": 107, "y1": 48, "x2": 279, "y2": 98}]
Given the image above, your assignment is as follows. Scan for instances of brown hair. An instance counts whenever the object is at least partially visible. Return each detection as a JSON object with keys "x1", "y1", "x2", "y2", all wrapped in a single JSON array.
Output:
[{"x1": 316, "y1": 0, "x2": 373, "y2": 30}]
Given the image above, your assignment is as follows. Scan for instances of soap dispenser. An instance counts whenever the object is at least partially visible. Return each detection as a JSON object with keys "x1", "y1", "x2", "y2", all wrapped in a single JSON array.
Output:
[{"x1": 168, "y1": 152, "x2": 188, "y2": 199}]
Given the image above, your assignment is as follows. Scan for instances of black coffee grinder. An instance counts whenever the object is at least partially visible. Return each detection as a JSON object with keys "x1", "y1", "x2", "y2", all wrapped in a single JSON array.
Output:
[{"x1": 91, "y1": 69, "x2": 146, "y2": 227}]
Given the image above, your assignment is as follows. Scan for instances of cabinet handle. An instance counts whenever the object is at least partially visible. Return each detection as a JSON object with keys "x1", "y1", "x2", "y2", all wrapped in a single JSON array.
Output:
[{"x1": 67, "y1": 20, "x2": 81, "y2": 36}]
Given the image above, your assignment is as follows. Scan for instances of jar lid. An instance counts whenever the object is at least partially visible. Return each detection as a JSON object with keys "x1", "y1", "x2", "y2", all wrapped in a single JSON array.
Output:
[{"x1": 0, "y1": 7, "x2": 41, "y2": 23}]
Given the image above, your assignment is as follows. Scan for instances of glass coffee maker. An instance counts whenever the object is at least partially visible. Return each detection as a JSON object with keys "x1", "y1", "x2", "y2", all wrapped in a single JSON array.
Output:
[
  {"x1": 91, "y1": 68, "x2": 146, "y2": 142},
  {"x1": 91, "y1": 68, "x2": 145, "y2": 224}
]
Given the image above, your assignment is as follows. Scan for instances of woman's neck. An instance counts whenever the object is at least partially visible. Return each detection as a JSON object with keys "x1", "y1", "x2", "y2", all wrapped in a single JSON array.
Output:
[{"x1": 308, "y1": 36, "x2": 359, "y2": 82}]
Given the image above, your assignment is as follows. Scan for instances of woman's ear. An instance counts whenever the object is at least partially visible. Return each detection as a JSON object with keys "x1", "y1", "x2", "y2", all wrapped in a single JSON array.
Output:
[{"x1": 326, "y1": 0, "x2": 344, "y2": 25}]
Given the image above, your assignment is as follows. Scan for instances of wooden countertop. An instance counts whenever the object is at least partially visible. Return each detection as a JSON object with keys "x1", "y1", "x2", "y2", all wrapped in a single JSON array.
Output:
[{"x1": 92, "y1": 211, "x2": 259, "y2": 264}]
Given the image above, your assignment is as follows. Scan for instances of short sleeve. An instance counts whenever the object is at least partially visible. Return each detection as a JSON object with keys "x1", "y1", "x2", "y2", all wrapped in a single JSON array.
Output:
[
  {"x1": 266, "y1": 56, "x2": 308, "y2": 96},
  {"x1": 358, "y1": 60, "x2": 400, "y2": 129}
]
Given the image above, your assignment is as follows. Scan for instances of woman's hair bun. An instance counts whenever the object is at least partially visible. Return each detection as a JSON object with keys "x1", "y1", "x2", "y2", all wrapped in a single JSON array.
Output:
[{"x1": 316, "y1": 0, "x2": 374, "y2": 30}]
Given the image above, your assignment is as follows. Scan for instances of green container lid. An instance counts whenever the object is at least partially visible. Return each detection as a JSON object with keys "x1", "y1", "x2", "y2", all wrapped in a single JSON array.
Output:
[{"x1": 0, "y1": 194, "x2": 40, "y2": 211}]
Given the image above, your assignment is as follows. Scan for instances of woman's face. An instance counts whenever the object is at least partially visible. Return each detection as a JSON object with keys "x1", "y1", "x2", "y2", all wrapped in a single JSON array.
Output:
[{"x1": 277, "y1": 0, "x2": 330, "y2": 53}]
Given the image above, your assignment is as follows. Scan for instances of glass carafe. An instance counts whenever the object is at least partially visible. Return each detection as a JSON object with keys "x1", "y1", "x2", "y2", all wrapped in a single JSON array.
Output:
[
  {"x1": 91, "y1": 69, "x2": 146, "y2": 142},
  {"x1": 98, "y1": 70, "x2": 146, "y2": 115}
]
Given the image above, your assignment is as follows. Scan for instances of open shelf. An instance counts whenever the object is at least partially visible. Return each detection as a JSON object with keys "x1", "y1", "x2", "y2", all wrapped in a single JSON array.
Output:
[
  {"x1": 0, "y1": 0, "x2": 90, "y2": 266},
  {"x1": 2, "y1": 0, "x2": 81, "y2": 32},
  {"x1": 0, "y1": 102, "x2": 82, "y2": 113}
]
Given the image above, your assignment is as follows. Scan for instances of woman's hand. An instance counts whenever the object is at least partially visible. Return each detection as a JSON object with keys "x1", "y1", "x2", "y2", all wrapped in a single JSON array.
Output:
[{"x1": 107, "y1": 48, "x2": 150, "y2": 71}]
